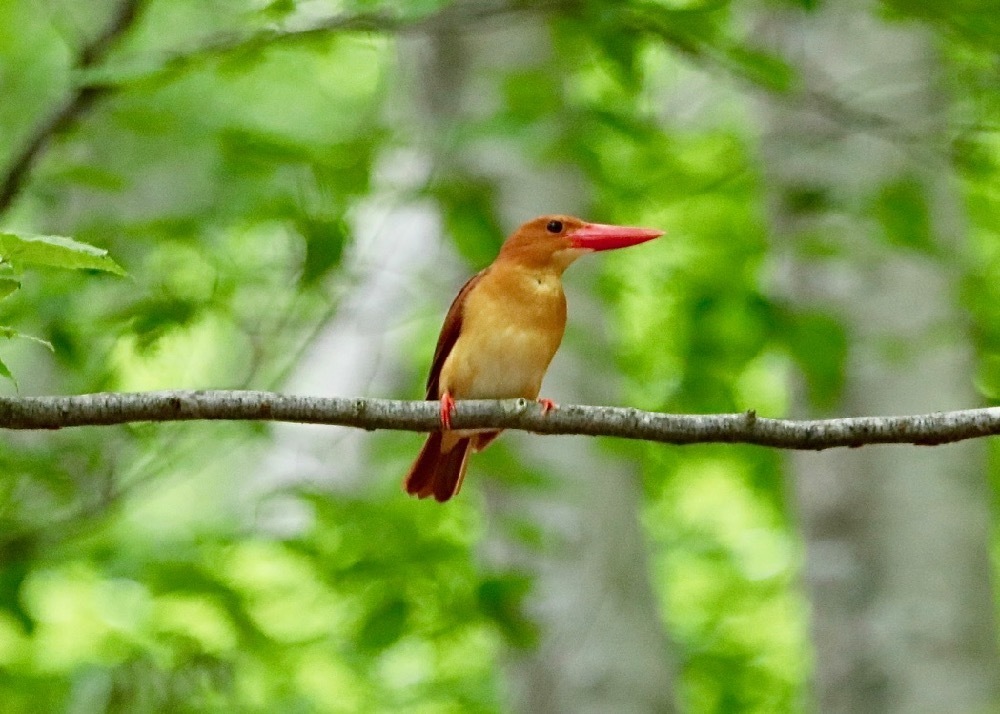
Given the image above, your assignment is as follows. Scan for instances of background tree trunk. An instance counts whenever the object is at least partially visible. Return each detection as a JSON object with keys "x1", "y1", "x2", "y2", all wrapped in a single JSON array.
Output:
[
  {"x1": 753, "y1": 2, "x2": 1000, "y2": 711},
  {"x1": 408, "y1": 5, "x2": 679, "y2": 712}
]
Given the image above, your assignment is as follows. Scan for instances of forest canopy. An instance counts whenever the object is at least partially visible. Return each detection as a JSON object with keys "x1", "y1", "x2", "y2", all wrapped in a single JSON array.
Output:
[{"x1": 1, "y1": 0, "x2": 999, "y2": 712}]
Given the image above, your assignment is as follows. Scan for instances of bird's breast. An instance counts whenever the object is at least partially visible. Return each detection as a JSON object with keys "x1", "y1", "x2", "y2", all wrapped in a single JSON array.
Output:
[{"x1": 440, "y1": 269, "x2": 567, "y2": 400}]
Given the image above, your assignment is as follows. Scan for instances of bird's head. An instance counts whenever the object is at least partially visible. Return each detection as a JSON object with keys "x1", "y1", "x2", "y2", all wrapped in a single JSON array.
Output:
[{"x1": 499, "y1": 214, "x2": 664, "y2": 272}]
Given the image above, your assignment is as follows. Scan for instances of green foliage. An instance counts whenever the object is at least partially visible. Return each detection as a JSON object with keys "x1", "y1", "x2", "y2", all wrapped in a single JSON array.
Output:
[
  {"x1": 1, "y1": 0, "x2": 999, "y2": 711},
  {"x1": 0, "y1": 278, "x2": 20, "y2": 300},
  {"x1": 643, "y1": 452, "x2": 808, "y2": 713},
  {"x1": 431, "y1": 178, "x2": 505, "y2": 267},
  {"x1": 0, "y1": 233, "x2": 124, "y2": 275},
  {"x1": 558, "y1": 34, "x2": 807, "y2": 703},
  {"x1": 871, "y1": 178, "x2": 936, "y2": 254},
  {"x1": 722, "y1": 46, "x2": 795, "y2": 92},
  {"x1": 781, "y1": 309, "x2": 848, "y2": 410},
  {"x1": 476, "y1": 574, "x2": 538, "y2": 649},
  {"x1": 0, "y1": 231, "x2": 123, "y2": 383}
]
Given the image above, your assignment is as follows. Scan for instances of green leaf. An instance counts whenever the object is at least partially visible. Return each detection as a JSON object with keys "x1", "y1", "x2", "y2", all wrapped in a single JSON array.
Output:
[
  {"x1": 357, "y1": 598, "x2": 408, "y2": 651},
  {"x1": 0, "y1": 354, "x2": 14, "y2": 386},
  {"x1": 975, "y1": 354, "x2": 1000, "y2": 400},
  {"x1": 21, "y1": 333, "x2": 54, "y2": 352},
  {"x1": 0, "y1": 326, "x2": 54, "y2": 351},
  {"x1": 259, "y1": 0, "x2": 296, "y2": 19},
  {"x1": 871, "y1": 178, "x2": 936, "y2": 254},
  {"x1": 502, "y1": 70, "x2": 559, "y2": 123},
  {"x1": 477, "y1": 573, "x2": 538, "y2": 649},
  {"x1": 0, "y1": 544, "x2": 35, "y2": 633},
  {"x1": 72, "y1": 59, "x2": 168, "y2": 88},
  {"x1": 119, "y1": 296, "x2": 202, "y2": 352},
  {"x1": 432, "y1": 177, "x2": 504, "y2": 267},
  {"x1": 219, "y1": 128, "x2": 314, "y2": 169},
  {"x1": 49, "y1": 164, "x2": 127, "y2": 191},
  {"x1": 295, "y1": 216, "x2": 348, "y2": 286},
  {"x1": 783, "y1": 310, "x2": 847, "y2": 410},
  {"x1": 0, "y1": 278, "x2": 20, "y2": 300},
  {"x1": 725, "y1": 45, "x2": 796, "y2": 92},
  {"x1": 0, "y1": 233, "x2": 126, "y2": 275}
]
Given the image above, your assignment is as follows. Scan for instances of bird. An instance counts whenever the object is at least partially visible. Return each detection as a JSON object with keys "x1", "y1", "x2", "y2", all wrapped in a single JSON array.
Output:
[{"x1": 403, "y1": 214, "x2": 664, "y2": 502}]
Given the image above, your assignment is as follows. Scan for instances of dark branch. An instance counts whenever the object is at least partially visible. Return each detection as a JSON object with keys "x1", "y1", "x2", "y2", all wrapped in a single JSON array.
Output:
[
  {"x1": 0, "y1": 0, "x2": 143, "y2": 215},
  {"x1": 1, "y1": 390, "x2": 998, "y2": 450}
]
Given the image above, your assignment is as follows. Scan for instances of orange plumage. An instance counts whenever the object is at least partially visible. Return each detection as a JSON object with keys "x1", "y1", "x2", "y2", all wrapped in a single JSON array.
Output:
[{"x1": 404, "y1": 214, "x2": 663, "y2": 502}]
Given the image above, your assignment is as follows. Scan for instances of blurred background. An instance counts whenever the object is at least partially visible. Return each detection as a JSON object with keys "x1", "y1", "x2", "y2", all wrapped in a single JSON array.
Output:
[{"x1": 1, "y1": 0, "x2": 999, "y2": 711}]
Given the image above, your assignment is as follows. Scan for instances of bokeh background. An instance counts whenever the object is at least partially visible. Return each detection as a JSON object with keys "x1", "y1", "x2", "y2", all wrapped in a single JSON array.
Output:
[{"x1": 1, "y1": 0, "x2": 999, "y2": 711}]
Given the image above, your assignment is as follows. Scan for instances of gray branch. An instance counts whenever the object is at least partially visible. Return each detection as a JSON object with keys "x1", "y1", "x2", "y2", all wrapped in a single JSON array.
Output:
[{"x1": 1, "y1": 390, "x2": 998, "y2": 449}]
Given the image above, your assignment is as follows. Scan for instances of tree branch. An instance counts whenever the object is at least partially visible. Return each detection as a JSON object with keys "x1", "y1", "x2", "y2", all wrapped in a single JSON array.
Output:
[
  {"x1": 0, "y1": 0, "x2": 570, "y2": 214},
  {"x1": 79, "y1": 0, "x2": 576, "y2": 90},
  {"x1": 1, "y1": 390, "x2": 998, "y2": 449},
  {"x1": 0, "y1": 0, "x2": 143, "y2": 215}
]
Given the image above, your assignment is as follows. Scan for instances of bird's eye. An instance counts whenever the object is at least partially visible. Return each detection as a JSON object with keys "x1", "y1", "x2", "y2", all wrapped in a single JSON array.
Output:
[{"x1": 546, "y1": 220, "x2": 563, "y2": 234}]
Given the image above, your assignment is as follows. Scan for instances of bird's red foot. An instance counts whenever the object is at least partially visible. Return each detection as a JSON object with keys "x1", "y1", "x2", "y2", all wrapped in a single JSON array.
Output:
[
  {"x1": 440, "y1": 391, "x2": 456, "y2": 430},
  {"x1": 538, "y1": 398, "x2": 558, "y2": 415}
]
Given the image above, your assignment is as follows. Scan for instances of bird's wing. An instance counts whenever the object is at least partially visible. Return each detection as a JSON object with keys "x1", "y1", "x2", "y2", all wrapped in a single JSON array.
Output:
[{"x1": 425, "y1": 268, "x2": 488, "y2": 400}]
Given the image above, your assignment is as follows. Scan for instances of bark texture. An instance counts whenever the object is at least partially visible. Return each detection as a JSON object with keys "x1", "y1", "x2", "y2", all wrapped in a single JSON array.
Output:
[
  {"x1": 753, "y1": 2, "x2": 1000, "y2": 711},
  {"x1": 1, "y1": 390, "x2": 999, "y2": 449}
]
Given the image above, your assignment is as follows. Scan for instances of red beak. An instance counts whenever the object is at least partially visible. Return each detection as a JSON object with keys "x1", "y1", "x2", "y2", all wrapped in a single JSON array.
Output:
[{"x1": 569, "y1": 222, "x2": 665, "y2": 252}]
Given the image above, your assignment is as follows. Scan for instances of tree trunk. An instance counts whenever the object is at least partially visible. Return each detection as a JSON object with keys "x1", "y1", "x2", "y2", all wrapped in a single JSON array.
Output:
[
  {"x1": 407, "y1": 5, "x2": 679, "y2": 712},
  {"x1": 753, "y1": 2, "x2": 1000, "y2": 711}
]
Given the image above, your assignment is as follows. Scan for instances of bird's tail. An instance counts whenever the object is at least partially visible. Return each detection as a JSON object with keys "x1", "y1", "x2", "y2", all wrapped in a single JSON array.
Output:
[{"x1": 403, "y1": 432, "x2": 473, "y2": 502}]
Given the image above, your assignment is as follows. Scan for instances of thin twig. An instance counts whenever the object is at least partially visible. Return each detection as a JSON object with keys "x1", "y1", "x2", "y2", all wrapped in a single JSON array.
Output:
[
  {"x1": 0, "y1": 390, "x2": 998, "y2": 450},
  {"x1": 78, "y1": 0, "x2": 576, "y2": 90}
]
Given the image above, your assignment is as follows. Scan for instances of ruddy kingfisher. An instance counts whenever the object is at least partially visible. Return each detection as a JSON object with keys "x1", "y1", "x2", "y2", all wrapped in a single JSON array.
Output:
[{"x1": 404, "y1": 214, "x2": 664, "y2": 502}]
